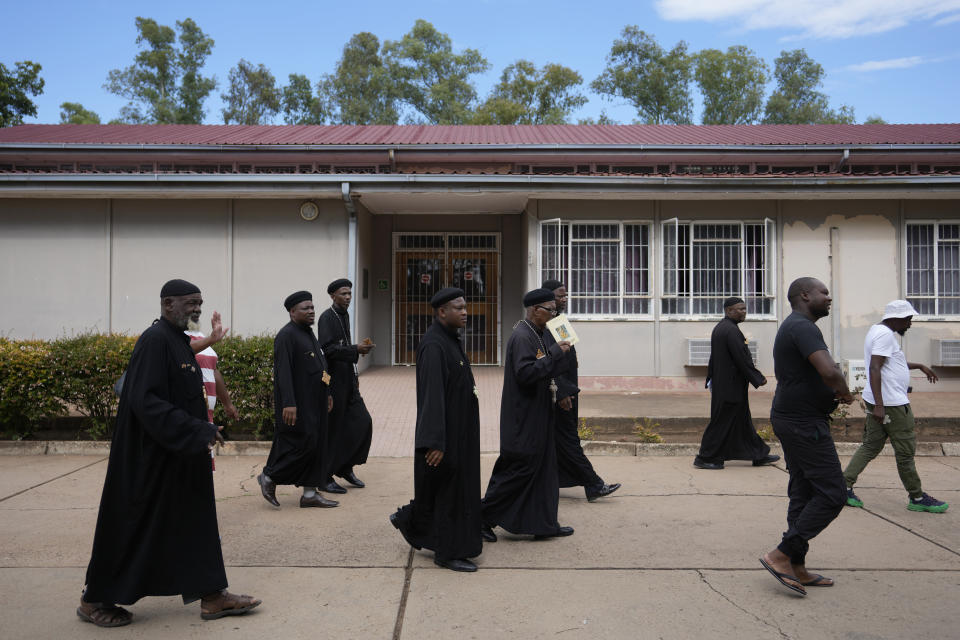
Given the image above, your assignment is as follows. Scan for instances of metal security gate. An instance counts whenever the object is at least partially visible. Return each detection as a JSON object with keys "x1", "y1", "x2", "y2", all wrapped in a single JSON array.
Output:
[{"x1": 393, "y1": 233, "x2": 501, "y2": 365}]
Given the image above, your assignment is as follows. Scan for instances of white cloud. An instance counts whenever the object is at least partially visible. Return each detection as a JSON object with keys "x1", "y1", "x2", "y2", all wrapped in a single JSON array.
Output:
[
  {"x1": 842, "y1": 56, "x2": 925, "y2": 72},
  {"x1": 655, "y1": 0, "x2": 960, "y2": 39}
]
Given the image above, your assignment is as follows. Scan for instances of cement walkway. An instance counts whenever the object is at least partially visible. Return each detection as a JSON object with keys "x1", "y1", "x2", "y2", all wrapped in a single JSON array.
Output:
[{"x1": 1, "y1": 452, "x2": 958, "y2": 639}]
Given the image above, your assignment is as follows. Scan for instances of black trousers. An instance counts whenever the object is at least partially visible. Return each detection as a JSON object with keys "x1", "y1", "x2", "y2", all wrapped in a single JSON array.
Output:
[{"x1": 772, "y1": 416, "x2": 846, "y2": 565}]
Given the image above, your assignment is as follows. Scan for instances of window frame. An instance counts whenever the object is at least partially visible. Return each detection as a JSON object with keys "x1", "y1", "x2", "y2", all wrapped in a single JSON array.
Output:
[
  {"x1": 538, "y1": 219, "x2": 654, "y2": 320},
  {"x1": 903, "y1": 219, "x2": 960, "y2": 320},
  {"x1": 660, "y1": 218, "x2": 777, "y2": 319}
]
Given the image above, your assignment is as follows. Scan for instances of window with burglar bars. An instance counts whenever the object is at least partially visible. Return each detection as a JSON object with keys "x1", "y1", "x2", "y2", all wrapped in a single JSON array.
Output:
[
  {"x1": 906, "y1": 221, "x2": 960, "y2": 316},
  {"x1": 662, "y1": 220, "x2": 775, "y2": 317},
  {"x1": 540, "y1": 221, "x2": 652, "y2": 316}
]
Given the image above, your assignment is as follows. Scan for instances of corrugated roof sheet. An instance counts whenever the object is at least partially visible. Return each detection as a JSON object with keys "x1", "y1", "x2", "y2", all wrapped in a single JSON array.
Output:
[{"x1": 1, "y1": 123, "x2": 959, "y2": 146}]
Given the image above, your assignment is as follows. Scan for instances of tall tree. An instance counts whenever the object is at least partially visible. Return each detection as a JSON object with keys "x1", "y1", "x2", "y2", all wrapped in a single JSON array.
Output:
[
  {"x1": 321, "y1": 32, "x2": 399, "y2": 124},
  {"x1": 0, "y1": 61, "x2": 44, "y2": 127},
  {"x1": 105, "y1": 17, "x2": 216, "y2": 124},
  {"x1": 281, "y1": 73, "x2": 328, "y2": 124},
  {"x1": 577, "y1": 112, "x2": 618, "y2": 125},
  {"x1": 592, "y1": 27, "x2": 693, "y2": 125},
  {"x1": 473, "y1": 60, "x2": 587, "y2": 125},
  {"x1": 221, "y1": 59, "x2": 280, "y2": 125},
  {"x1": 695, "y1": 46, "x2": 769, "y2": 125},
  {"x1": 863, "y1": 115, "x2": 887, "y2": 124},
  {"x1": 763, "y1": 49, "x2": 855, "y2": 124},
  {"x1": 59, "y1": 102, "x2": 101, "y2": 124},
  {"x1": 383, "y1": 20, "x2": 489, "y2": 124}
]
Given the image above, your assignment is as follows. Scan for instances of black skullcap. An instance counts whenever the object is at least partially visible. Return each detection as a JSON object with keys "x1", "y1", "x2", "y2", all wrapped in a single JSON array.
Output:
[
  {"x1": 723, "y1": 296, "x2": 745, "y2": 309},
  {"x1": 430, "y1": 287, "x2": 465, "y2": 309},
  {"x1": 542, "y1": 279, "x2": 564, "y2": 291},
  {"x1": 327, "y1": 278, "x2": 352, "y2": 295},
  {"x1": 284, "y1": 290, "x2": 312, "y2": 311},
  {"x1": 160, "y1": 279, "x2": 200, "y2": 298},
  {"x1": 523, "y1": 288, "x2": 555, "y2": 307}
]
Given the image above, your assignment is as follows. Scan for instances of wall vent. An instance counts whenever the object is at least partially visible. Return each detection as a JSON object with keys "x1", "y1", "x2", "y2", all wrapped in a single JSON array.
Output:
[
  {"x1": 933, "y1": 339, "x2": 960, "y2": 366},
  {"x1": 686, "y1": 338, "x2": 758, "y2": 366}
]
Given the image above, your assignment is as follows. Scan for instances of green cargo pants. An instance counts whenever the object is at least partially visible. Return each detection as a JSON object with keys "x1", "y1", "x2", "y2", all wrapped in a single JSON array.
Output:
[{"x1": 843, "y1": 402, "x2": 922, "y2": 499}]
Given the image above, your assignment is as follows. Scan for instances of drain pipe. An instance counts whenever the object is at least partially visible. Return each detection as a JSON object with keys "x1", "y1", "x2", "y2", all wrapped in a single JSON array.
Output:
[{"x1": 342, "y1": 182, "x2": 358, "y2": 343}]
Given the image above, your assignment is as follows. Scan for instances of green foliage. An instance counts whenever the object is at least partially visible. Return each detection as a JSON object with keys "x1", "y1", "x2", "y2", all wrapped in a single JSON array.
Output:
[
  {"x1": 633, "y1": 417, "x2": 663, "y2": 443},
  {"x1": 695, "y1": 46, "x2": 769, "y2": 125},
  {"x1": 384, "y1": 19, "x2": 490, "y2": 124},
  {"x1": 473, "y1": 60, "x2": 587, "y2": 125},
  {"x1": 592, "y1": 27, "x2": 693, "y2": 125},
  {"x1": 59, "y1": 102, "x2": 101, "y2": 124},
  {"x1": 321, "y1": 32, "x2": 399, "y2": 125},
  {"x1": 763, "y1": 49, "x2": 855, "y2": 124},
  {"x1": 863, "y1": 115, "x2": 887, "y2": 124},
  {"x1": 0, "y1": 60, "x2": 44, "y2": 127},
  {"x1": 577, "y1": 112, "x2": 618, "y2": 125},
  {"x1": 755, "y1": 424, "x2": 776, "y2": 442},
  {"x1": 50, "y1": 334, "x2": 137, "y2": 439},
  {"x1": 0, "y1": 339, "x2": 64, "y2": 439},
  {"x1": 212, "y1": 335, "x2": 275, "y2": 439},
  {"x1": 221, "y1": 59, "x2": 280, "y2": 124},
  {"x1": 576, "y1": 418, "x2": 596, "y2": 441},
  {"x1": 105, "y1": 17, "x2": 216, "y2": 124},
  {"x1": 281, "y1": 73, "x2": 328, "y2": 124}
]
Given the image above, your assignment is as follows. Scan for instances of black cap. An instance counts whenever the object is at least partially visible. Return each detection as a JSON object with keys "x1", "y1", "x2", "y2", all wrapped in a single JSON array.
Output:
[
  {"x1": 542, "y1": 279, "x2": 564, "y2": 291},
  {"x1": 723, "y1": 296, "x2": 745, "y2": 309},
  {"x1": 284, "y1": 290, "x2": 312, "y2": 311},
  {"x1": 523, "y1": 288, "x2": 555, "y2": 307},
  {"x1": 327, "y1": 278, "x2": 352, "y2": 294},
  {"x1": 160, "y1": 279, "x2": 200, "y2": 298},
  {"x1": 430, "y1": 287, "x2": 465, "y2": 308}
]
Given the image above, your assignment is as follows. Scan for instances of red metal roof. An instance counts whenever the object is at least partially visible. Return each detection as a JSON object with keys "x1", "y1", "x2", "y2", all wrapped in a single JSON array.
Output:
[{"x1": 2, "y1": 124, "x2": 959, "y2": 146}]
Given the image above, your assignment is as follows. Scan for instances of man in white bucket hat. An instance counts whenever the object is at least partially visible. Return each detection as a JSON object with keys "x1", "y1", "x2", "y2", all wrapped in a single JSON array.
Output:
[{"x1": 843, "y1": 300, "x2": 948, "y2": 513}]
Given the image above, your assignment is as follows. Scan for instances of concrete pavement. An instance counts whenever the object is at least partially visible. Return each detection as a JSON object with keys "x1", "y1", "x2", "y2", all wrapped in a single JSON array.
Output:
[{"x1": 1, "y1": 452, "x2": 958, "y2": 639}]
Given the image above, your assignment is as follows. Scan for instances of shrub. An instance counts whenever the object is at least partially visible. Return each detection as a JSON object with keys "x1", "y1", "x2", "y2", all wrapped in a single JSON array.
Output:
[
  {"x1": 577, "y1": 418, "x2": 596, "y2": 441},
  {"x1": 755, "y1": 424, "x2": 776, "y2": 442},
  {"x1": 0, "y1": 339, "x2": 65, "y2": 439},
  {"x1": 633, "y1": 417, "x2": 663, "y2": 443},
  {"x1": 213, "y1": 335, "x2": 275, "y2": 439},
  {"x1": 50, "y1": 333, "x2": 137, "y2": 439}
]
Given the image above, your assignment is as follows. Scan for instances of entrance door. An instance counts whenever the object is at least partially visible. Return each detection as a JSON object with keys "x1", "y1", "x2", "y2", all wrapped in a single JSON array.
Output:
[{"x1": 393, "y1": 233, "x2": 500, "y2": 365}]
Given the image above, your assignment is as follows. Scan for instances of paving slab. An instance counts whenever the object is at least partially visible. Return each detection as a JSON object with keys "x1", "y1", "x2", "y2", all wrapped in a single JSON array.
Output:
[
  {"x1": 0, "y1": 454, "x2": 104, "y2": 500},
  {"x1": 0, "y1": 566, "x2": 403, "y2": 640}
]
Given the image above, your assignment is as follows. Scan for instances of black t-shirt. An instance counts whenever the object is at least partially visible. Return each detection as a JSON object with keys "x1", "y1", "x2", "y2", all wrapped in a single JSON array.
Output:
[{"x1": 771, "y1": 311, "x2": 838, "y2": 420}]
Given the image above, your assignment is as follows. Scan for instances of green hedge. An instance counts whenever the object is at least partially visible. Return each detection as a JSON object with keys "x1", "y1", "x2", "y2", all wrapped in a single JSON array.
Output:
[{"x1": 0, "y1": 333, "x2": 276, "y2": 440}]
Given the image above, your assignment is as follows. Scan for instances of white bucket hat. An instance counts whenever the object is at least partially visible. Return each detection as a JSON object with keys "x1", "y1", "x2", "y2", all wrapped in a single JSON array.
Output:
[{"x1": 881, "y1": 299, "x2": 918, "y2": 320}]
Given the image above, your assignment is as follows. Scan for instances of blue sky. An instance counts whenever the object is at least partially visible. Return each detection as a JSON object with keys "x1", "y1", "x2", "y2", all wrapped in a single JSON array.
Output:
[{"x1": 5, "y1": 0, "x2": 960, "y2": 125}]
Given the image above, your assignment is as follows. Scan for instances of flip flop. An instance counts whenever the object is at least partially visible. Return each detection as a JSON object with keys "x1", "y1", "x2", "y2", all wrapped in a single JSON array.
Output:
[
  {"x1": 800, "y1": 573, "x2": 834, "y2": 587},
  {"x1": 200, "y1": 593, "x2": 261, "y2": 620},
  {"x1": 759, "y1": 557, "x2": 807, "y2": 596}
]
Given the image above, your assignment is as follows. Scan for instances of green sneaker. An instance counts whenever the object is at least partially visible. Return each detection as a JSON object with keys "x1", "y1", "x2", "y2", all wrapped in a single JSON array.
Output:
[
  {"x1": 846, "y1": 487, "x2": 863, "y2": 508},
  {"x1": 907, "y1": 493, "x2": 949, "y2": 513}
]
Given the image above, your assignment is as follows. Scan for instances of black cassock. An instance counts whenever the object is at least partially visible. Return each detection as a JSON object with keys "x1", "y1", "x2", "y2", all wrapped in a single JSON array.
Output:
[
  {"x1": 84, "y1": 317, "x2": 225, "y2": 605},
  {"x1": 546, "y1": 337, "x2": 602, "y2": 489},
  {"x1": 316, "y1": 305, "x2": 372, "y2": 477},
  {"x1": 394, "y1": 321, "x2": 482, "y2": 561},
  {"x1": 482, "y1": 321, "x2": 567, "y2": 536},
  {"x1": 697, "y1": 317, "x2": 770, "y2": 464},
  {"x1": 264, "y1": 321, "x2": 330, "y2": 487}
]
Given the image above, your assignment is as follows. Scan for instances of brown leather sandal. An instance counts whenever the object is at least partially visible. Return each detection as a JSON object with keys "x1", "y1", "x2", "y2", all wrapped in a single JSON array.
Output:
[
  {"x1": 76, "y1": 599, "x2": 133, "y2": 627},
  {"x1": 200, "y1": 589, "x2": 262, "y2": 620}
]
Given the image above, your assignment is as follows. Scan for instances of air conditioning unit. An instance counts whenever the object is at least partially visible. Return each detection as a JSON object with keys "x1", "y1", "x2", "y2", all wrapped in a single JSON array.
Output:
[
  {"x1": 933, "y1": 339, "x2": 960, "y2": 366},
  {"x1": 842, "y1": 359, "x2": 867, "y2": 391},
  {"x1": 686, "y1": 338, "x2": 759, "y2": 366}
]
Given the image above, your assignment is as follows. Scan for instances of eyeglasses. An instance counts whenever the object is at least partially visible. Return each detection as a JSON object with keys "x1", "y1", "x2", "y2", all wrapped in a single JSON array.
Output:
[{"x1": 535, "y1": 305, "x2": 558, "y2": 316}]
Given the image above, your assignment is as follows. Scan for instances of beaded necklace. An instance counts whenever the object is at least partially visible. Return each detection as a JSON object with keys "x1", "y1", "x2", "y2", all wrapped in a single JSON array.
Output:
[{"x1": 521, "y1": 319, "x2": 558, "y2": 403}]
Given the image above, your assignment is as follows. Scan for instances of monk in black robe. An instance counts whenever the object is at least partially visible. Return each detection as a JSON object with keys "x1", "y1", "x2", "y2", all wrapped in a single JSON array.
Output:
[
  {"x1": 258, "y1": 291, "x2": 338, "y2": 508},
  {"x1": 79, "y1": 279, "x2": 260, "y2": 628},
  {"x1": 542, "y1": 279, "x2": 621, "y2": 502},
  {"x1": 317, "y1": 278, "x2": 374, "y2": 493},
  {"x1": 481, "y1": 288, "x2": 574, "y2": 541},
  {"x1": 390, "y1": 287, "x2": 483, "y2": 572},
  {"x1": 694, "y1": 296, "x2": 778, "y2": 470}
]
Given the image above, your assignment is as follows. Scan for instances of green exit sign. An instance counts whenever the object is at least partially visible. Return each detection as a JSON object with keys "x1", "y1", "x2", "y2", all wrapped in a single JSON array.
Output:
[{"x1": 377, "y1": 279, "x2": 389, "y2": 291}]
